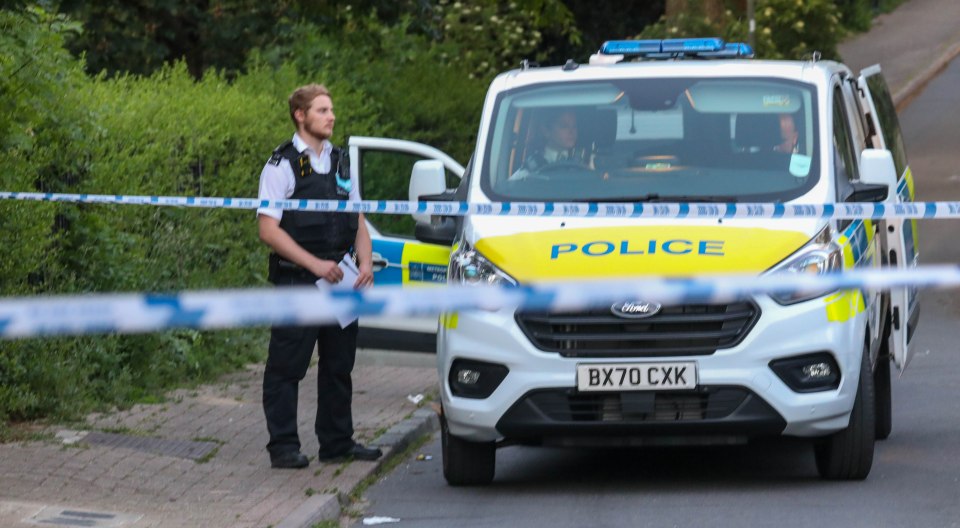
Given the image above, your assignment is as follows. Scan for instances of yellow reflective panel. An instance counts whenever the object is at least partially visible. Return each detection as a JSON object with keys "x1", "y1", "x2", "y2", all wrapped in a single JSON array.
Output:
[
  {"x1": 837, "y1": 234, "x2": 857, "y2": 269},
  {"x1": 904, "y1": 167, "x2": 920, "y2": 250},
  {"x1": 473, "y1": 226, "x2": 809, "y2": 281},
  {"x1": 904, "y1": 166, "x2": 915, "y2": 200},
  {"x1": 824, "y1": 290, "x2": 865, "y2": 322},
  {"x1": 402, "y1": 243, "x2": 451, "y2": 285},
  {"x1": 441, "y1": 313, "x2": 459, "y2": 329}
]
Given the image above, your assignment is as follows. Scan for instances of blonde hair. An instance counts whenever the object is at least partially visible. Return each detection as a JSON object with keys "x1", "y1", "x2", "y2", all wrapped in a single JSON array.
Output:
[{"x1": 288, "y1": 84, "x2": 331, "y2": 127}]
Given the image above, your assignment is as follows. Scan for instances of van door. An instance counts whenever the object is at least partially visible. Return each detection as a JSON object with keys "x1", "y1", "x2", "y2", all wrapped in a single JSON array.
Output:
[
  {"x1": 857, "y1": 66, "x2": 919, "y2": 371},
  {"x1": 348, "y1": 136, "x2": 463, "y2": 287},
  {"x1": 347, "y1": 136, "x2": 463, "y2": 348}
]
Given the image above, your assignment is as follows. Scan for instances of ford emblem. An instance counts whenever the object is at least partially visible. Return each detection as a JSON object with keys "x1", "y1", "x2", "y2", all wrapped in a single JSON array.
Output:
[{"x1": 610, "y1": 301, "x2": 662, "y2": 319}]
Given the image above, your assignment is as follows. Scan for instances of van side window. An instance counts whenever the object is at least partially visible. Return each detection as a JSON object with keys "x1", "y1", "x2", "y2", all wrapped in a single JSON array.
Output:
[
  {"x1": 360, "y1": 150, "x2": 459, "y2": 238},
  {"x1": 833, "y1": 85, "x2": 860, "y2": 188},
  {"x1": 865, "y1": 74, "x2": 909, "y2": 177},
  {"x1": 843, "y1": 78, "x2": 869, "y2": 151}
]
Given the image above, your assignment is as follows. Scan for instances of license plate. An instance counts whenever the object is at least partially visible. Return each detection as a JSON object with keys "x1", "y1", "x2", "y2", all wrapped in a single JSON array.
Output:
[{"x1": 576, "y1": 362, "x2": 697, "y2": 392}]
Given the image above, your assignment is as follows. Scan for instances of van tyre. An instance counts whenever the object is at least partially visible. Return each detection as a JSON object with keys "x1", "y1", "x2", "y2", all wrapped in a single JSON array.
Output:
[
  {"x1": 815, "y1": 344, "x2": 876, "y2": 480},
  {"x1": 874, "y1": 347, "x2": 893, "y2": 440},
  {"x1": 441, "y1": 412, "x2": 496, "y2": 486}
]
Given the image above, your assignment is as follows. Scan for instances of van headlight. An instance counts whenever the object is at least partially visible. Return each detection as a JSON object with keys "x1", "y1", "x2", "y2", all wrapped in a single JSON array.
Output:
[
  {"x1": 450, "y1": 241, "x2": 517, "y2": 287},
  {"x1": 767, "y1": 226, "x2": 844, "y2": 305}
]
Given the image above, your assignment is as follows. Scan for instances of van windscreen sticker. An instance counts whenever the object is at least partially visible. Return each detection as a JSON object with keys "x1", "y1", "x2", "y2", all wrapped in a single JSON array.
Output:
[{"x1": 789, "y1": 154, "x2": 812, "y2": 177}]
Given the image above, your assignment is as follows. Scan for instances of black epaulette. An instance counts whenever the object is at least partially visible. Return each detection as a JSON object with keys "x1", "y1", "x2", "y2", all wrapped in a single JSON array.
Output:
[
  {"x1": 268, "y1": 140, "x2": 293, "y2": 165},
  {"x1": 269, "y1": 140, "x2": 313, "y2": 178}
]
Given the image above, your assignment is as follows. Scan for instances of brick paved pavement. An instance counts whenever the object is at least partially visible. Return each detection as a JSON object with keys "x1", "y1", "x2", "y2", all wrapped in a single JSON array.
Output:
[{"x1": 0, "y1": 357, "x2": 438, "y2": 528}]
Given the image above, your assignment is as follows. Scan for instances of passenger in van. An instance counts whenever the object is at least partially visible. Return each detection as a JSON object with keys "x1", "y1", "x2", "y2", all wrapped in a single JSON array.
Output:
[
  {"x1": 510, "y1": 109, "x2": 591, "y2": 180},
  {"x1": 735, "y1": 112, "x2": 800, "y2": 155},
  {"x1": 774, "y1": 113, "x2": 800, "y2": 154}
]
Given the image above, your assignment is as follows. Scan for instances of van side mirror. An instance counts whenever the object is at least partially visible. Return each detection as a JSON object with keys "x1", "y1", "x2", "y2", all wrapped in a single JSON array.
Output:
[
  {"x1": 856, "y1": 148, "x2": 897, "y2": 202},
  {"x1": 414, "y1": 215, "x2": 457, "y2": 246},
  {"x1": 409, "y1": 160, "x2": 448, "y2": 223}
]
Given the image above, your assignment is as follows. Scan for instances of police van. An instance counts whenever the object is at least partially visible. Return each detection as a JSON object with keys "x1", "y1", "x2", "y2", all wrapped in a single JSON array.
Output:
[{"x1": 349, "y1": 37, "x2": 919, "y2": 485}]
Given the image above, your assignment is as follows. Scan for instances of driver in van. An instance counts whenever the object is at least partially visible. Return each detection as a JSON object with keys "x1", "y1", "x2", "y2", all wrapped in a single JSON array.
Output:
[{"x1": 510, "y1": 109, "x2": 591, "y2": 180}]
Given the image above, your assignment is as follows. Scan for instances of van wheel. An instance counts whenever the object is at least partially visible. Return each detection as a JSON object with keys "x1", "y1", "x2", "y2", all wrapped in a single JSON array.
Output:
[
  {"x1": 441, "y1": 412, "x2": 496, "y2": 486},
  {"x1": 874, "y1": 347, "x2": 893, "y2": 440},
  {"x1": 815, "y1": 344, "x2": 876, "y2": 480}
]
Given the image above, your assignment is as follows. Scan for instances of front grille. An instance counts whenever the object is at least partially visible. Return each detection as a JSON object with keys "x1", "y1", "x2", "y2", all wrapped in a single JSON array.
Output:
[
  {"x1": 524, "y1": 387, "x2": 750, "y2": 423},
  {"x1": 495, "y1": 386, "x2": 788, "y2": 438},
  {"x1": 515, "y1": 301, "x2": 759, "y2": 357}
]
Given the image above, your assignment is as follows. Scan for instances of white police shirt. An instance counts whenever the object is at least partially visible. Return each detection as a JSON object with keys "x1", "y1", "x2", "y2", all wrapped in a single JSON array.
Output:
[{"x1": 256, "y1": 133, "x2": 360, "y2": 221}]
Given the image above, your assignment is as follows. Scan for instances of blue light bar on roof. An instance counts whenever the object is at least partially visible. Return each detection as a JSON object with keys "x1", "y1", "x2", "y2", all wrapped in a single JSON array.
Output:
[
  {"x1": 661, "y1": 37, "x2": 725, "y2": 53},
  {"x1": 698, "y1": 42, "x2": 755, "y2": 58},
  {"x1": 595, "y1": 37, "x2": 752, "y2": 61},
  {"x1": 600, "y1": 40, "x2": 662, "y2": 55}
]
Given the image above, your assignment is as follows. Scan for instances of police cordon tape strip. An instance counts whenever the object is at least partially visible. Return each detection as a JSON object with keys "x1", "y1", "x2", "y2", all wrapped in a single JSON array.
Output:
[
  {"x1": 2, "y1": 191, "x2": 959, "y2": 219},
  {"x1": 1, "y1": 265, "x2": 956, "y2": 339}
]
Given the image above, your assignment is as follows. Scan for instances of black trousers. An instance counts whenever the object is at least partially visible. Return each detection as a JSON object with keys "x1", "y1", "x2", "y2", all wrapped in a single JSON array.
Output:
[{"x1": 263, "y1": 271, "x2": 359, "y2": 457}]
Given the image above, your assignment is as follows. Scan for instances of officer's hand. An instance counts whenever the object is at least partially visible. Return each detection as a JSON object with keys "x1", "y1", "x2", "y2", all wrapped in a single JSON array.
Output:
[
  {"x1": 312, "y1": 258, "x2": 343, "y2": 284},
  {"x1": 354, "y1": 262, "x2": 374, "y2": 289}
]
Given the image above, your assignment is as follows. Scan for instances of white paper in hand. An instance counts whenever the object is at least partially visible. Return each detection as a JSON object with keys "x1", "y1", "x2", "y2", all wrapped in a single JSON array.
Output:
[{"x1": 316, "y1": 255, "x2": 361, "y2": 328}]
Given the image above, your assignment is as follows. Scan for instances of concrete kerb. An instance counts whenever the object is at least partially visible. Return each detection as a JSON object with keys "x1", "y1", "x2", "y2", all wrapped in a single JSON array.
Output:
[
  {"x1": 276, "y1": 407, "x2": 440, "y2": 528},
  {"x1": 894, "y1": 40, "x2": 960, "y2": 111}
]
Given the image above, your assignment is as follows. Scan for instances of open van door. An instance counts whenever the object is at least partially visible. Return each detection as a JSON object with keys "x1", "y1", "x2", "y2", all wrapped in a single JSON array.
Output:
[
  {"x1": 347, "y1": 136, "x2": 463, "y2": 351},
  {"x1": 858, "y1": 65, "x2": 920, "y2": 371}
]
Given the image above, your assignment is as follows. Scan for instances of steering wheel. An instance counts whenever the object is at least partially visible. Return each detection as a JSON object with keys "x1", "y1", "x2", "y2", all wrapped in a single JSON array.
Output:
[
  {"x1": 538, "y1": 160, "x2": 587, "y2": 173},
  {"x1": 527, "y1": 161, "x2": 597, "y2": 181}
]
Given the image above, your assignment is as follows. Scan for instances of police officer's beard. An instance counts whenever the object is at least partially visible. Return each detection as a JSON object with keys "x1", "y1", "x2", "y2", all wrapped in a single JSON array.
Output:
[{"x1": 303, "y1": 117, "x2": 333, "y2": 142}]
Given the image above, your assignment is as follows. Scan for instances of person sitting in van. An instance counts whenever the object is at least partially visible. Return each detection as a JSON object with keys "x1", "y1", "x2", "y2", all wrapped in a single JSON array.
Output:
[
  {"x1": 738, "y1": 112, "x2": 800, "y2": 154},
  {"x1": 774, "y1": 113, "x2": 800, "y2": 154},
  {"x1": 510, "y1": 109, "x2": 591, "y2": 180}
]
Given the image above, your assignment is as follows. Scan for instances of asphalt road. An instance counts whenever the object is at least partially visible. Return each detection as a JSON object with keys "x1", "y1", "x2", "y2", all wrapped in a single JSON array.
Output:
[{"x1": 352, "y1": 59, "x2": 960, "y2": 528}]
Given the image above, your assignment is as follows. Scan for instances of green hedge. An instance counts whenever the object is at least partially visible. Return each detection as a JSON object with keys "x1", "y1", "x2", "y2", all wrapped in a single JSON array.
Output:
[
  {"x1": 0, "y1": 56, "x2": 302, "y2": 421},
  {"x1": 0, "y1": 6, "x2": 488, "y2": 425},
  {"x1": 0, "y1": 14, "x2": 310, "y2": 422},
  {"x1": 637, "y1": 0, "x2": 843, "y2": 60}
]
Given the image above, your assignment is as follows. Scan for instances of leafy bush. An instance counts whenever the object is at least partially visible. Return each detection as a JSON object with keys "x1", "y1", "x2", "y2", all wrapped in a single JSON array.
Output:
[
  {"x1": 834, "y1": 0, "x2": 874, "y2": 32},
  {"x1": 1, "y1": 10, "x2": 312, "y2": 422},
  {"x1": 429, "y1": 0, "x2": 577, "y2": 78},
  {"x1": 0, "y1": 6, "x2": 85, "y2": 296},
  {"x1": 636, "y1": 0, "x2": 842, "y2": 60},
  {"x1": 1, "y1": 3, "x2": 486, "y2": 423}
]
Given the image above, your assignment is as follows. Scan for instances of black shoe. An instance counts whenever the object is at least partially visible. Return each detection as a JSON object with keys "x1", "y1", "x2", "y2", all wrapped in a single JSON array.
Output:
[
  {"x1": 318, "y1": 443, "x2": 383, "y2": 463},
  {"x1": 270, "y1": 451, "x2": 309, "y2": 469}
]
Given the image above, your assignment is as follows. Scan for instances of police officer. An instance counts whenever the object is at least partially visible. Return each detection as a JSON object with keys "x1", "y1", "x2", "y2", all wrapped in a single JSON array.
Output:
[
  {"x1": 256, "y1": 84, "x2": 381, "y2": 468},
  {"x1": 511, "y1": 109, "x2": 591, "y2": 180}
]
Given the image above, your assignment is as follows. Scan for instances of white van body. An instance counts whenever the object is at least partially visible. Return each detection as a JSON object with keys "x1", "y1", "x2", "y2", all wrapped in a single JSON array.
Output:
[{"x1": 351, "y1": 40, "x2": 919, "y2": 485}]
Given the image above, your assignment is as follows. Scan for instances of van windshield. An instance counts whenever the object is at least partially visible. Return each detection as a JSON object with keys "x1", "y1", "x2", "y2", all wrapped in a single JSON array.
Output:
[{"x1": 481, "y1": 77, "x2": 820, "y2": 203}]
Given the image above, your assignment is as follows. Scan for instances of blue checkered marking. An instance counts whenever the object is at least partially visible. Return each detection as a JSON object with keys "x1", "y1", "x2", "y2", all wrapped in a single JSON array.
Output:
[
  {"x1": 843, "y1": 220, "x2": 869, "y2": 266},
  {"x1": 145, "y1": 295, "x2": 206, "y2": 327}
]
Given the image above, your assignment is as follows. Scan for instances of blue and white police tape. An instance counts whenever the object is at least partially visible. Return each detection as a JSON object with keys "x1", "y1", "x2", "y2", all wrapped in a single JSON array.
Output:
[
  {"x1": 1, "y1": 265, "x2": 957, "y2": 339},
  {"x1": 2, "y1": 191, "x2": 959, "y2": 220}
]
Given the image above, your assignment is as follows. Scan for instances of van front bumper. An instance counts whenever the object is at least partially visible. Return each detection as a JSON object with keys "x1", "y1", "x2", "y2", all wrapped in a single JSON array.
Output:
[{"x1": 438, "y1": 293, "x2": 867, "y2": 443}]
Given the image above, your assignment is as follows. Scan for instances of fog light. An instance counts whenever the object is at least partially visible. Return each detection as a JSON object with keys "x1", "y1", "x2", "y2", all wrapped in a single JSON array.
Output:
[
  {"x1": 457, "y1": 369, "x2": 481, "y2": 385},
  {"x1": 449, "y1": 359, "x2": 509, "y2": 399},
  {"x1": 770, "y1": 353, "x2": 841, "y2": 393},
  {"x1": 802, "y1": 362, "x2": 832, "y2": 379}
]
